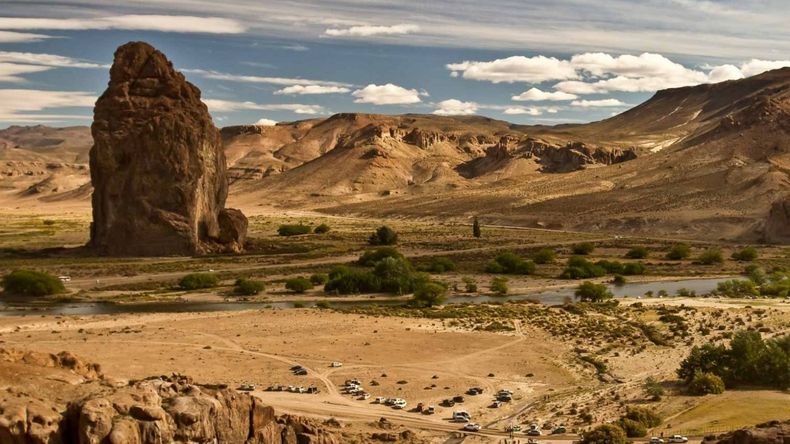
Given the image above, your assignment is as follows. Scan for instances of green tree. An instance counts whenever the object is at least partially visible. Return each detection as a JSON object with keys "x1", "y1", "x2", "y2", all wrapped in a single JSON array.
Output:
[
  {"x1": 532, "y1": 248, "x2": 556, "y2": 264},
  {"x1": 233, "y1": 278, "x2": 265, "y2": 295},
  {"x1": 581, "y1": 424, "x2": 627, "y2": 444},
  {"x1": 666, "y1": 243, "x2": 691, "y2": 260},
  {"x1": 369, "y1": 225, "x2": 398, "y2": 245},
  {"x1": 285, "y1": 277, "x2": 314, "y2": 293},
  {"x1": 485, "y1": 252, "x2": 536, "y2": 274},
  {"x1": 731, "y1": 246, "x2": 758, "y2": 261},
  {"x1": 179, "y1": 273, "x2": 219, "y2": 290},
  {"x1": 1, "y1": 270, "x2": 65, "y2": 297},
  {"x1": 490, "y1": 277, "x2": 509, "y2": 296},
  {"x1": 643, "y1": 377, "x2": 664, "y2": 401},
  {"x1": 689, "y1": 371, "x2": 725, "y2": 395},
  {"x1": 575, "y1": 282, "x2": 613, "y2": 302},
  {"x1": 412, "y1": 282, "x2": 447, "y2": 307},
  {"x1": 358, "y1": 247, "x2": 404, "y2": 266},
  {"x1": 472, "y1": 217, "x2": 481, "y2": 238}
]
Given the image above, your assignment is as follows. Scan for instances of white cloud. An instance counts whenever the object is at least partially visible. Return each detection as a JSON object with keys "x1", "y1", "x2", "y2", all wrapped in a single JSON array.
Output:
[
  {"x1": 571, "y1": 52, "x2": 704, "y2": 80},
  {"x1": 571, "y1": 99, "x2": 627, "y2": 107},
  {"x1": 707, "y1": 64, "x2": 744, "y2": 83},
  {"x1": 351, "y1": 83, "x2": 422, "y2": 105},
  {"x1": 447, "y1": 55, "x2": 577, "y2": 83},
  {"x1": 740, "y1": 59, "x2": 790, "y2": 77},
  {"x1": 254, "y1": 118, "x2": 278, "y2": 126},
  {"x1": 203, "y1": 99, "x2": 324, "y2": 114},
  {"x1": 511, "y1": 87, "x2": 577, "y2": 101},
  {"x1": 0, "y1": 63, "x2": 51, "y2": 82},
  {"x1": 325, "y1": 24, "x2": 419, "y2": 37},
  {"x1": 0, "y1": 89, "x2": 95, "y2": 122},
  {"x1": 186, "y1": 69, "x2": 351, "y2": 88},
  {"x1": 0, "y1": 51, "x2": 108, "y2": 69},
  {"x1": 274, "y1": 84, "x2": 350, "y2": 95},
  {"x1": 502, "y1": 107, "x2": 544, "y2": 116},
  {"x1": 0, "y1": 30, "x2": 51, "y2": 43},
  {"x1": 0, "y1": 15, "x2": 246, "y2": 34},
  {"x1": 432, "y1": 99, "x2": 477, "y2": 116}
]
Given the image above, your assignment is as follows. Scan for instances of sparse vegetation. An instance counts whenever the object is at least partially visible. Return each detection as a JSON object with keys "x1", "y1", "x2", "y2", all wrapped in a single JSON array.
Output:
[
  {"x1": 411, "y1": 282, "x2": 447, "y2": 307},
  {"x1": 643, "y1": 377, "x2": 664, "y2": 401},
  {"x1": 277, "y1": 224, "x2": 312, "y2": 236},
  {"x1": 472, "y1": 217, "x2": 481, "y2": 238},
  {"x1": 698, "y1": 248, "x2": 724, "y2": 265},
  {"x1": 625, "y1": 246, "x2": 649, "y2": 259},
  {"x1": 485, "y1": 252, "x2": 535, "y2": 274},
  {"x1": 419, "y1": 256, "x2": 457, "y2": 273},
  {"x1": 358, "y1": 247, "x2": 404, "y2": 266},
  {"x1": 1, "y1": 269, "x2": 65, "y2": 296},
  {"x1": 490, "y1": 276, "x2": 509, "y2": 295},
  {"x1": 560, "y1": 256, "x2": 606, "y2": 279},
  {"x1": 731, "y1": 246, "x2": 758, "y2": 261},
  {"x1": 462, "y1": 277, "x2": 477, "y2": 293},
  {"x1": 575, "y1": 282, "x2": 613, "y2": 302},
  {"x1": 580, "y1": 424, "x2": 627, "y2": 444},
  {"x1": 313, "y1": 223, "x2": 331, "y2": 234},
  {"x1": 572, "y1": 242, "x2": 595, "y2": 255},
  {"x1": 532, "y1": 248, "x2": 556, "y2": 264},
  {"x1": 666, "y1": 243, "x2": 691, "y2": 260},
  {"x1": 309, "y1": 273, "x2": 328, "y2": 285},
  {"x1": 178, "y1": 273, "x2": 219, "y2": 290},
  {"x1": 368, "y1": 225, "x2": 398, "y2": 245}
]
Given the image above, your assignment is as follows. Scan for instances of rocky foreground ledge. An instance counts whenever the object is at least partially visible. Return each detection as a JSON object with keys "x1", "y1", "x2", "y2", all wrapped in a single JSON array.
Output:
[
  {"x1": 0, "y1": 347, "x2": 337, "y2": 443},
  {"x1": 702, "y1": 420, "x2": 790, "y2": 444}
]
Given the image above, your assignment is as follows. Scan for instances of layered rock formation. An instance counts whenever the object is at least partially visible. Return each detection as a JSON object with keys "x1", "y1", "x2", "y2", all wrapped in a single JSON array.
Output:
[
  {"x1": 0, "y1": 347, "x2": 338, "y2": 444},
  {"x1": 89, "y1": 41, "x2": 246, "y2": 256},
  {"x1": 765, "y1": 198, "x2": 790, "y2": 243},
  {"x1": 702, "y1": 420, "x2": 790, "y2": 444}
]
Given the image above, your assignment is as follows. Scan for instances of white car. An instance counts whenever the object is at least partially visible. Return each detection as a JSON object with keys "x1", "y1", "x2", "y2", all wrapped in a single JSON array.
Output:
[
  {"x1": 453, "y1": 411, "x2": 471, "y2": 422},
  {"x1": 392, "y1": 399, "x2": 407, "y2": 409},
  {"x1": 330, "y1": 362, "x2": 343, "y2": 368},
  {"x1": 668, "y1": 435, "x2": 688, "y2": 443},
  {"x1": 58, "y1": 276, "x2": 71, "y2": 283},
  {"x1": 463, "y1": 423, "x2": 481, "y2": 432},
  {"x1": 374, "y1": 396, "x2": 386, "y2": 404},
  {"x1": 650, "y1": 438, "x2": 665, "y2": 444}
]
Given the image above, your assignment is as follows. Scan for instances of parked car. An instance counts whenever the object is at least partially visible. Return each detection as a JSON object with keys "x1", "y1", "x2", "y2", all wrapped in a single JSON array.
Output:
[
  {"x1": 650, "y1": 438, "x2": 665, "y2": 444},
  {"x1": 552, "y1": 426, "x2": 567, "y2": 434},
  {"x1": 463, "y1": 423, "x2": 481, "y2": 432},
  {"x1": 330, "y1": 361, "x2": 343, "y2": 367},
  {"x1": 490, "y1": 400, "x2": 502, "y2": 408},
  {"x1": 58, "y1": 276, "x2": 71, "y2": 283},
  {"x1": 467, "y1": 387, "x2": 483, "y2": 395},
  {"x1": 237, "y1": 383, "x2": 255, "y2": 391},
  {"x1": 415, "y1": 402, "x2": 425, "y2": 412},
  {"x1": 441, "y1": 399, "x2": 455, "y2": 407},
  {"x1": 505, "y1": 424, "x2": 522, "y2": 432},
  {"x1": 452, "y1": 411, "x2": 471, "y2": 422},
  {"x1": 668, "y1": 436, "x2": 688, "y2": 443},
  {"x1": 453, "y1": 395, "x2": 465, "y2": 403},
  {"x1": 374, "y1": 396, "x2": 387, "y2": 404},
  {"x1": 423, "y1": 405, "x2": 435, "y2": 415},
  {"x1": 358, "y1": 393, "x2": 370, "y2": 400},
  {"x1": 392, "y1": 399, "x2": 407, "y2": 409},
  {"x1": 307, "y1": 386, "x2": 319, "y2": 394}
]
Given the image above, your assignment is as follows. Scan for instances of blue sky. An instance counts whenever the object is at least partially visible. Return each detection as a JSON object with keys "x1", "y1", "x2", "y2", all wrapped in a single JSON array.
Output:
[{"x1": 0, "y1": 0, "x2": 789, "y2": 127}]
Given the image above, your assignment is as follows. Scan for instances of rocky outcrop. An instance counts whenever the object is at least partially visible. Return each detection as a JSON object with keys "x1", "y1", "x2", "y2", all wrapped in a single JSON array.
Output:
[
  {"x1": 0, "y1": 347, "x2": 338, "y2": 444},
  {"x1": 765, "y1": 197, "x2": 790, "y2": 243},
  {"x1": 89, "y1": 41, "x2": 247, "y2": 256},
  {"x1": 702, "y1": 420, "x2": 790, "y2": 444}
]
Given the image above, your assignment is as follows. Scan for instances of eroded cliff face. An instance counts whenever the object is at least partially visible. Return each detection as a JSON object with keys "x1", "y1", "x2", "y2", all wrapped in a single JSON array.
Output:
[
  {"x1": 765, "y1": 197, "x2": 790, "y2": 243},
  {"x1": 0, "y1": 347, "x2": 338, "y2": 444},
  {"x1": 702, "y1": 420, "x2": 790, "y2": 444},
  {"x1": 89, "y1": 41, "x2": 246, "y2": 256}
]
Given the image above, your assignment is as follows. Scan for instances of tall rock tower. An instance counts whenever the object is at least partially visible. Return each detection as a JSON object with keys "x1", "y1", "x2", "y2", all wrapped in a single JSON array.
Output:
[{"x1": 89, "y1": 41, "x2": 246, "y2": 255}]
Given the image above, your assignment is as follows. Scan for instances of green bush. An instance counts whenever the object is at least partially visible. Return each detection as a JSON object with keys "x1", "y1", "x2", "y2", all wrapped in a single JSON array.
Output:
[
  {"x1": 643, "y1": 377, "x2": 664, "y2": 401},
  {"x1": 358, "y1": 247, "x2": 404, "y2": 266},
  {"x1": 689, "y1": 371, "x2": 725, "y2": 395},
  {"x1": 315, "y1": 300, "x2": 330, "y2": 309},
  {"x1": 310, "y1": 273, "x2": 328, "y2": 285},
  {"x1": 369, "y1": 225, "x2": 398, "y2": 245},
  {"x1": 560, "y1": 256, "x2": 606, "y2": 279},
  {"x1": 575, "y1": 282, "x2": 613, "y2": 303},
  {"x1": 411, "y1": 281, "x2": 447, "y2": 307},
  {"x1": 325, "y1": 256, "x2": 427, "y2": 296},
  {"x1": 462, "y1": 277, "x2": 477, "y2": 293},
  {"x1": 731, "y1": 246, "x2": 758, "y2": 261},
  {"x1": 285, "y1": 277, "x2": 314, "y2": 293},
  {"x1": 324, "y1": 266, "x2": 380, "y2": 294},
  {"x1": 179, "y1": 273, "x2": 219, "y2": 290},
  {"x1": 486, "y1": 252, "x2": 535, "y2": 274},
  {"x1": 490, "y1": 277, "x2": 509, "y2": 295},
  {"x1": 234, "y1": 278, "x2": 265, "y2": 295},
  {"x1": 472, "y1": 217, "x2": 481, "y2": 238},
  {"x1": 313, "y1": 223, "x2": 331, "y2": 234},
  {"x1": 698, "y1": 248, "x2": 724, "y2": 265},
  {"x1": 617, "y1": 418, "x2": 647, "y2": 438},
  {"x1": 613, "y1": 274, "x2": 626, "y2": 286},
  {"x1": 745, "y1": 265, "x2": 767, "y2": 285},
  {"x1": 625, "y1": 246, "x2": 649, "y2": 259},
  {"x1": 421, "y1": 257, "x2": 457, "y2": 273},
  {"x1": 666, "y1": 243, "x2": 691, "y2": 260},
  {"x1": 580, "y1": 424, "x2": 627, "y2": 444},
  {"x1": 1, "y1": 270, "x2": 65, "y2": 296},
  {"x1": 623, "y1": 406, "x2": 661, "y2": 428},
  {"x1": 278, "y1": 224, "x2": 311, "y2": 236},
  {"x1": 532, "y1": 248, "x2": 556, "y2": 264},
  {"x1": 572, "y1": 242, "x2": 595, "y2": 255},
  {"x1": 715, "y1": 279, "x2": 758, "y2": 297}
]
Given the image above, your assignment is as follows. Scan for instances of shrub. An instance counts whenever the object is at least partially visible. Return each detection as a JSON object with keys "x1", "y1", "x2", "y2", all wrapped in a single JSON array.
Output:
[
  {"x1": 613, "y1": 274, "x2": 626, "y2": 286},
  {"x1": 666, "y1": 243, "x2": 691, "y2": 260},
  {"x1": 490, "y1": 277, "x2": 509, "y2": 295},
  {"x1": 731, "y1": 246, "x2": 758, "y2": 261},
  {"x1": 532, "y1": 248, "x2": 556, "y2": 264},
  {"x1": 310, "y1": 273, "x2": 328, "y2": 285},
  {"x1": 315, "y1": 300, "x2": 330, "y2": 309},
  {"x1": 580, "y1": 424, "x2": 627, "y2": 444},
  {"x1": 486, "y1": 252, "x2": 535, "y2": 274},
  {"x1": 462, "y1": 277, "x2": 478, "y2": 293},
  {"x1": 285, "y1": 277, "x2": 314, "y2": 293},
  {"x1": 472, "y1": 217, "x2": 481, "y2": 238},
  {"x1": 421, "y1": 257, "x2": 457, "y2": 273},
  {"x1": 623, "y1": 262, "x2": 646, "y2": 275},
  {"x1": 643, "y1": 377, "x2": 664, "y2": 401},
  {"x1": 715, "y1": 279, "x2": 758, "y2": 297},
  {"x1": 277, "y1": 224, "x2": 312, "y2": 236},
  {"x1": 624, "y1": 406, "x2": 661, "y2": 428},
  {"x1": 1, "y1": 270, "x2": 65, "y2": 296},
  {"x1": 572, "y1": 242, "x2": 595, "y2": 255},
  {"x1": 179, "y1": 273, "x2": 219, "y2": 290},
  {"x1": 358, "y1": 247, "x2": 404, "y2": 266},
  {"x1": 698, "y1": 248, "x2": 724, "y2": 265},
  {"x1": 233, "y1": 278, "x2": 265, "y2": 295},
  {"x1": 313, "y1": 223, "x2": 331, "y2": 234},
  {"x1": 324, "y1": 266, "x2": 380, "y2": 294},
  {"x1": 745, "y1": 265, "x2": 767, "y2": 285},
  {"x1": 375, "y1": 257, "x2": 424, "y2": 294},
  {"x1": 412, "y1": 282, "x2": 447, "y2": 307},
  {"x1": 617, "y1": 418, "x2": 647, "y2": 438},
  {"x1": 560, "y1": 256, "x2": 606, "y2": 279},
  {"x1": 596, "y1": 260, "x2": 625, "y2": 274},
  {"x1": 575, "y1": 282, "x2": 613, "y2": 303},
  {"x1": 625, "y1": 246, "x2": 649, "y2": 259},
  {"x1": 688, "y1": 371, "x2": 725, "y2": 395},
  {"x1": 369, "y1": 226, "x2": 398, "y2": 245}
]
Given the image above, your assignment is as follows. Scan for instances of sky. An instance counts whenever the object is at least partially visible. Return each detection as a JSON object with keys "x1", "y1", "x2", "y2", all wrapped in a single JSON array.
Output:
[{"x1": 0, "y1": 0, "x2": 789, "y2": 128}]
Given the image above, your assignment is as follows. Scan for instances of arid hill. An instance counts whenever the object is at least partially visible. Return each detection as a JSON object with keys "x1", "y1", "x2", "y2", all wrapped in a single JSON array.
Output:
[{"x1": 2, "y1": 68, "x2": 789, "y2": 242}]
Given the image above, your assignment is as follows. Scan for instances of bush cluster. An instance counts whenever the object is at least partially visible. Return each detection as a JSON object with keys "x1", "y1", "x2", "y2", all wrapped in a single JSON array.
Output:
[
  {"x1": 731, "y1": 246, "x2": 758, "y2": 261},
  {"x1": 697, "y1": 248, "x2": 724, "y2": 265},
  {"x1": 625, "y1": 246, "x2": 649, "y2": 259},
  {"x1": 285, "y1": 277, "x2": 314, "y2": 293},
  {"x1": 678, "y1": 331, "x2": 790, "y2": 390},
  {"x1": 666, "y1": 243, "x2": 691, "y2": 260},
  {"x1": 715, "y1": 279, "x2": 758, "y2": 297},
  {"x1": 358, "y1": 247, "x2": 404, "y2": 266},
  {"x1": 179, "y1": 273, "x2": 219, "y2": 290},
  {"x1": 233, "y1": 278, "x2": 265, "y2": 295},
  {"x1": 560, "y1": 256, "x2": 606, "y2": 279},
  {"x1": 575, "y1": 282, "x2": 613, "y2": 303},
  {"x1": 326, "y1": 250, "x2": 437, "y2": 297},
  {"x1": 486, "y1": 252, "x2": 535, "y2": 274},
  {"x1": 368, "y1": 226, "x2": 398, "y2": 245},
  {"x1": 532, "y1": 248, "x2": 556, "y2": 264},
  {"x1": 277, "y1": 224, "x2": 311, "y2": 236},
  {"x1": 313, "y1": 223, "x2": 331, "y2": 234},
  {"x1": 1, "y1": 270, "x2": 65, "y2": 296},
  {"x1": 418, "y1": 257, "x2": 457, "y2": 273},
  {"x1": 572, "y1": 242, "x2": 595, "y2": 255},
  {"x1": 580, "y1": 424, "x2": 627, "y2": 444}
]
